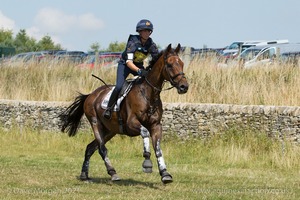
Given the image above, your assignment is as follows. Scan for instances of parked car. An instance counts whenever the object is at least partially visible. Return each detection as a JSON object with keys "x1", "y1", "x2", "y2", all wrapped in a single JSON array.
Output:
[
  {"x1": 221, "y1": 40, "x2": 288, "y2": 60},
  {"x1": 2, "y1": 52, "x2": 31, "y2": 67},
  {"x1": 54, "y1": 51, "x2": 88, "y2": 63},
  {"x1": 78, "y1": 52, "x2": 121, "y2": 68},
  {"x1": 53, "y1": 50, "x2": 67, "y2": 57},
  {"x1": 9, "y1": 52, "x2": 30, "y2": 62},
  {"x1": 23, "y1": 51, "x2": 51, "y2": 63},
  {"x1": 240, "y1": 43, "x2": 300, "y2": 68},
  {"x1": 238, "y1": 45, "x2": 267, "y2": 62},
  {"x1": 191, "y1": 48, "x2": 223, "y2": 59},
  {"x1": 240, "y1": 39, "x2": 289, "y2": 53},
  {"x1": 222, "y1": 40, "x2": 265, "y2": 58}
]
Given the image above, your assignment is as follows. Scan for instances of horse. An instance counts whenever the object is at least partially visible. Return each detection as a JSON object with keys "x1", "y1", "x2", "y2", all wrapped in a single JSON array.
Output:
[{"x1": 59, "y1": 43, "x2": 189, "y2": 184}]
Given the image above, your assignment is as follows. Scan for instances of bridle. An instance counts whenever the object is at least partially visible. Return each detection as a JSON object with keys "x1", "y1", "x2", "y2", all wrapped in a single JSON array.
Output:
[
  {"x1": 145, "y1": 54, "x2": 186, "y2": 92},
  {"x1": 165, "y1": 55, "x2": 186, "y2": 87}
]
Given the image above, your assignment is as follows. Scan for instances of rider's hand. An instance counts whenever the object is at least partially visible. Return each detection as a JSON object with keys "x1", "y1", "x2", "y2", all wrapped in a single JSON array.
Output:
[{"x1": 137, "y1": 69, "x2": 148, "y2": 77}]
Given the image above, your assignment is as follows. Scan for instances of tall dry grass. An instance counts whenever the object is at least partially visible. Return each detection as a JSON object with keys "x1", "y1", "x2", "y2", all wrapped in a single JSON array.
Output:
[
  {"x1": 0, "y1": 61, "x2": 116, "y2": 101},
  {"x1": 162, "y1": 56, "x2": 300, "y2": 106},
  {"x1": 1, "y1": 57, "x2": 300, "y2": 106}
]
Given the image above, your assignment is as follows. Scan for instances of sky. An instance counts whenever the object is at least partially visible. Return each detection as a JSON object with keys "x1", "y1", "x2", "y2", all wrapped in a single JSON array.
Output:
[{"x1": 1, "y1": 0, "x2": 300, "y2": 52}]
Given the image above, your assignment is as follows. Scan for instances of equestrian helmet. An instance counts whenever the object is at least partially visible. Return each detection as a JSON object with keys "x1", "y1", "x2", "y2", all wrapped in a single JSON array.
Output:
[{"x1": 136, "y1": 19, "x2": 153, "y2": 32}]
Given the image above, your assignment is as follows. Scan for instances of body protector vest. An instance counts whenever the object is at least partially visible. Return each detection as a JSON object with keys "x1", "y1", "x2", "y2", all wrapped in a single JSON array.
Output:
[{"x1": 121, "y1": 35, "x2": 158, "y2": 66}]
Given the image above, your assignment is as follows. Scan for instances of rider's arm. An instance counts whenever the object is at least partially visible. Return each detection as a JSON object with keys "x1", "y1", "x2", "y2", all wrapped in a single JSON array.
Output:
[
  {"x1": 126, "y1": 53, "x2": 140, "y2": 73},
  {"x1": 126, "y1": 60, "x2": 140, "y2": 72}
]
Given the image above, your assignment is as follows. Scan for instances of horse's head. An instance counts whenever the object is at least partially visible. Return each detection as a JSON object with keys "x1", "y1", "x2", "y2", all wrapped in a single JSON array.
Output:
[{"x1": 161, "y1": 44, "x2": 189, "y2": 94}]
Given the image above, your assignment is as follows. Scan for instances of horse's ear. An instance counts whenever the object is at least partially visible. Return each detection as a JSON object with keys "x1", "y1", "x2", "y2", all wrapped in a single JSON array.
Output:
[
  {"x1": 166, "y1": 44, "x2": 172, "y2": 52},
  {"x1": 175, "y1": 43, "x2": 181, "y2": 54}
]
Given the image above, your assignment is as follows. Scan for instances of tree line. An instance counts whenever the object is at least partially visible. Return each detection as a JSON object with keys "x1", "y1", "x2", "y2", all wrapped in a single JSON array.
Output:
[{"x1": 0, "y1": 28, "x2": 126, "y2": 55}]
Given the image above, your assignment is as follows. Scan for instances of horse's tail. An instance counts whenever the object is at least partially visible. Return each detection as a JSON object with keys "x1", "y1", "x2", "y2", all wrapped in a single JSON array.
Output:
[{"x1": 59, "y1": 93, "x2": 89, "y2": 137}]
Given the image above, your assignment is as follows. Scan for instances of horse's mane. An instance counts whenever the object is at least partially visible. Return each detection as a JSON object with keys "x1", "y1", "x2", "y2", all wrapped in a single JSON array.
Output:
[
  {"x1": 149, "y1": 49, "x2": 164, "y2": 67},
  {"x1": 147, "y1": 45, "x2": 178, "y2": 69}
]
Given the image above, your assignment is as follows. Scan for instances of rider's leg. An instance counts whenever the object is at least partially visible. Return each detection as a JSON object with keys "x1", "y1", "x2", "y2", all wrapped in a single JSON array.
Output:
[
  {"x1": 103, "y1": 88, "x2": 119, "y2": 119},
  {"x1": 103, "y1": 61, "x2": 129, "y2": 120}
]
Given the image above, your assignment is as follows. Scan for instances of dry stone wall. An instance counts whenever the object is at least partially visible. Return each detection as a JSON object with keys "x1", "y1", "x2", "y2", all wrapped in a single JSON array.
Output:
[{"x1": 0, "y1": 99, "x2": 299, "y2": 143}]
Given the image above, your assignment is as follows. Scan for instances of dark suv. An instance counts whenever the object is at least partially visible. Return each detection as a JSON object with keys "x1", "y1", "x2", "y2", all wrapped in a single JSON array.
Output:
[{"x1": 54, "y1": 51, "x2": 88, "y2": 63}]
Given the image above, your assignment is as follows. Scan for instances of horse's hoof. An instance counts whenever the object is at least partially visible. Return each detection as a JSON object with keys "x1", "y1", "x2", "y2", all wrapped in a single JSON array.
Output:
[
  {"x1": 162, "y1": 175, "x2": 173, "y2": 184},
  {"x1": 79, "y1": 172, "x2": 91, "y2": 181},
  {"x1": 143, "y1": 167, "x2": 153, "y2": 173},
  {"x1": 111, "y1": 174, "x2": 121, "y2": 181},
  {"x1": 161, "y1": 171, "x2": 173, "y2": 184},
  {"x1": 142, "y1": 159, "x2": 153, "y2": 173}
]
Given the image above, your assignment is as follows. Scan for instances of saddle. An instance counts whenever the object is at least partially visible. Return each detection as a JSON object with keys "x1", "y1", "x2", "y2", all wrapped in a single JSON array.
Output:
[{"x1": 101, "y1": 76, "x2": 141, "y2": 111}]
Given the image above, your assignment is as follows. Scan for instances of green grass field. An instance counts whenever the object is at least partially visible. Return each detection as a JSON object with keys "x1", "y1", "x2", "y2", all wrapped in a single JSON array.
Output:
[{"x1": 0, "y1": 128, "x2": 299, "y2": 199}]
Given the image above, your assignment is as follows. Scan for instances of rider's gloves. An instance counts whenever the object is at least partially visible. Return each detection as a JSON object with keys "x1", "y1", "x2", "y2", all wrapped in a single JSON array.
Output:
[{"x1": 137, "y1": 69, "x2": 148, "y2": 77}]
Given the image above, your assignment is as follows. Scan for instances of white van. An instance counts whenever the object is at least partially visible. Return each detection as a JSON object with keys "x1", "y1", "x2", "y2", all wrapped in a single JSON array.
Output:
[
  {"x1": 222, "y1": 40, "x2": 265, "y2": 57},
  {"x1": 223, "y1": 40, "x2": 289, "y2": 58},
  {"x1": 240, "y1": 43, "x2": 300, "y2": 68},
  {"x1": 240, "y1": 39, "x2": 289, "y2": 52}
]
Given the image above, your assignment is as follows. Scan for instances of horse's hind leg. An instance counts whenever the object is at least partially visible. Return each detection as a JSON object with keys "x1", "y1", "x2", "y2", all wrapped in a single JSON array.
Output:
[
  {"x1": 80, "y1": 139, "x2": 98, "y2": 180},
  {"x1": 90, "y1": 117, "x2": 120, "y2": 181},
  {"x1": 97, "y1": 141, "x2": 120, "y2": 181},
  {"x1": 141, "y1": 126, "x2": 153, "y2": 173}
]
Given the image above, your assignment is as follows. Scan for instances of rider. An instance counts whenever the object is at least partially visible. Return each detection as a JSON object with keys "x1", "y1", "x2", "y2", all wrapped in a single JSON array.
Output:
[{"x1": 103, "y1": 19, "x2": 159, "y2": 119}]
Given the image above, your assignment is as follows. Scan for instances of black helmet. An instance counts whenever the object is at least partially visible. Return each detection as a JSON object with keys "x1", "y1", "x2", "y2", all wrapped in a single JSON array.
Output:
[{"x1": 136, "y1": 19, "x2": 153, "y2": 32}]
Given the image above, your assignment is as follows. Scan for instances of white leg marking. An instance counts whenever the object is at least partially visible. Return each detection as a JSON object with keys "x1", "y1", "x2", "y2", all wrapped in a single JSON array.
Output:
[
  {"x1": 157, "y1": 156, "x2": 167, "y2": 171},
  {"x1": 143, "y1": 137, "x2": 151, "y2": 153}
]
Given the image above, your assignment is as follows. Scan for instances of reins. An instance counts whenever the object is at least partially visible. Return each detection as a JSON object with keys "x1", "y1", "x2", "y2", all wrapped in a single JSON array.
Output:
[{"x1": 145, "y1": 77, "x2": 173, "y2": 92}]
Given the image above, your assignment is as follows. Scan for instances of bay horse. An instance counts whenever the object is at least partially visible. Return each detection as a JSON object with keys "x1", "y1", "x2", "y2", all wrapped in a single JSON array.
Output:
[{"x1": 59, "y1": 44, "x2": 189, "y2": 184}]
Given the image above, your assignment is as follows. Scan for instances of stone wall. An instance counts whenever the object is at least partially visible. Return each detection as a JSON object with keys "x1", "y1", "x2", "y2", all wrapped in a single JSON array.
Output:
[{"x1": 0, "y1": 99, "x2": 299, "y2": 143}]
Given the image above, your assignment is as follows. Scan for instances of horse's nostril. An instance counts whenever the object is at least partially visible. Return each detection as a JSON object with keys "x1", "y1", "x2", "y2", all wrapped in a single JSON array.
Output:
[
  {"x1": 178, "y1": 84, "x2": 188, "y2": 93},
  {"x1": 181, "y1": 85, "x2": 188, "y2": 90}
]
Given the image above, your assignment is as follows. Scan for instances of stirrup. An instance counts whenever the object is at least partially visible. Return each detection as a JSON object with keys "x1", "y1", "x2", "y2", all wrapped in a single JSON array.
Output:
[{"x1": 103, "y1": 108, "x2": 112, "y2": 120}]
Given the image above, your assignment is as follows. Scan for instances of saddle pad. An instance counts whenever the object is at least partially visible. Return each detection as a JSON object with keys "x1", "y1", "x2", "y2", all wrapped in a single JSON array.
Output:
[{"x1": 101, "y1": 82, "x2": 134, "y2": 111}]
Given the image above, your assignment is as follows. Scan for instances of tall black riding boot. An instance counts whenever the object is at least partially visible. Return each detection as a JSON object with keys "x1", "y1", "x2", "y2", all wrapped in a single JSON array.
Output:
[{"x1": 103, "y1": 89, "x2": 119, "y2": 120}]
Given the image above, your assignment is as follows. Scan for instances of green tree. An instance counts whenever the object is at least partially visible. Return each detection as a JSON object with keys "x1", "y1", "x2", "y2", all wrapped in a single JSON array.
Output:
[
  {"x1": 90, "y1": 42, "x2": 100, "y2": 53},
  {"x1": 14, "y1": 29, "x2": 37, "y2": 53},
  {"x1": 106, "y1": 41, "x2": 126, "y2": 52},
  {"x1": 36, "y1": 35, "x2": 62, "y2": 51},
  {"x1": 0, "y1": 28, "x2": 14, "y2": 47}
]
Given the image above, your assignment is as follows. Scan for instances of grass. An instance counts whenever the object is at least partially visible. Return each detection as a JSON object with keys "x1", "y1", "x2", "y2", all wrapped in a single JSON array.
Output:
[
  {"x1": 0, "y1": 58, "x2": 300, "y2": 106},
  {"x1": 0, "y1": 128, "x2": 299, "y2": 199}
]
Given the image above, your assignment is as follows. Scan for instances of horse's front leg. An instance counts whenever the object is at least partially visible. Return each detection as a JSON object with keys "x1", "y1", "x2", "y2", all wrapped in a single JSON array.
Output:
[
  {"x1": 140, "y1": 126, "x2": 153, "y2": 173},
  {"x1": 151, "y1": 124, "x2": 173, "y2": 184}
]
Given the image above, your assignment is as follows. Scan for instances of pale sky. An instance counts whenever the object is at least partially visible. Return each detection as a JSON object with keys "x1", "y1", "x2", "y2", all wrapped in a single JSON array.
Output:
[{"x1": 1, "y1": 0, "x2": 299, "y2": 51}]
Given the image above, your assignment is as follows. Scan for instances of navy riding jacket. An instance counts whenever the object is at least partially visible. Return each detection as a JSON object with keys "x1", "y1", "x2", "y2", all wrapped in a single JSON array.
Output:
[{"x1": 120, "y1": 34, "x2": 159, "y2": 67}]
